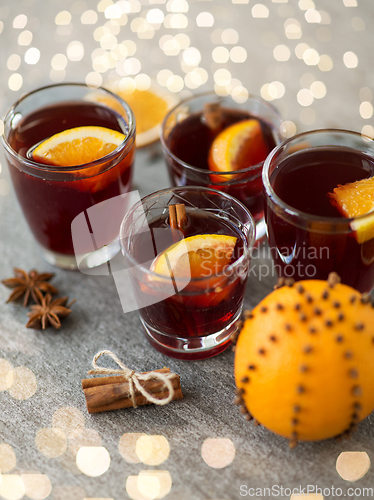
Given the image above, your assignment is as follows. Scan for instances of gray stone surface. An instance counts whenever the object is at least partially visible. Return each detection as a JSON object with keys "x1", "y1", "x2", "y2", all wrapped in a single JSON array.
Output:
[{"x1": 0, "y1": 1, "x2": 374, "y2": 499}]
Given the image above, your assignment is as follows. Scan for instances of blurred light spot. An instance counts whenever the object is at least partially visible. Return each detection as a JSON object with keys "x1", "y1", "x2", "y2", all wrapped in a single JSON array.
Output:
[
  {"x1": 7, "y1": 367, "x2": 36, "y2": 399},
  {"x1": 36, "y1": 428, "x2": 67, "y2": 458},
  {"x1": 268, "y1": 81, "x2": 285, "y2": 99},
  {"x1": 18, "y1": 30, "x2": 32, "y2": 46},
  {"x1": 196, "y1": 12, "x2": 214, "y2": 27},
  {"x1": 131, "y1": 18, "x2": 154, "y2": 39},
  {"x1": 126, "y1": 471, "x2": 172, "y2": 500},
  {"x1": 360, "y1": 102, "x2": 373, "y2": 119},
  {"x1": 164, "y1": 13, "x2": 188, "y2": 28},
  {"x1": 13, "y1": 14, "x2": 27, "y2": 29},
  {"x1": 7, "y1": 54, "x2": 21, "y2": 71},
  {"x1": 297, "y1": 88, "x2": 314, "y2": 106},
  {"x1": 300, "y1": 72, "x2": 315, "y2": 87},
  {"x1": 319, "y1": 10, "x2": 331, "y2": 23},
  {"x1": 298, "y1": 0, "x2": 314, "y2": 9},
  {"x1": 185, "y1": 68, "x2": 208, "y2": 89},
  {"x1": 310, "y1": 81, "x2": 326, "y2": 99},
  {"x1": 359, "y1": 87, "x2": 372, "y2": 102},
  {"x1": 0, "y1": 475, "x2": 25, "y2": 500},
  {"x1": 0, "y1": 21, "x2": 3, "y2": 34},
  {"x1": 252, "y1": 4, "x2": 269, "y2": 17},
  {"x1": 214, "y1": 68, "x2": 231, "y2": 86},
  {"x1": 166, "y1": 0, "x2": 189, "y2": 12},
  {"x1": 343, "y1": 0, "x2": 357, "y2": 5},
  {"x1": 122, "y1": 40, "x2": 137, "y2": 56},
  {"x1": 316, "y1": 27, "x2": 332, "y2": 42},
  {"x1": 352, "y1": 17, "x2": 365, "y2": 31},
  {"x1": 272, "y1": 0, "x2": 288, "y2": 2},
  {"x1": 81, "y1": 10, "x2": 98, "y2": 24},
  {"x1": 51, "y1": 54, "x2": 68, "y2": 70},
  {"x1": 230, "y1": 46, "x2": 247, "y2": 63},
  {"x1": 214, "y1": 84, "x2": 230, "y2": 96},
  {"x1": 100, "y1": 33, "x2": 117, "y2": 50},
  {"x1": 119, "y1": 433, "x2": 145, "y2": 463},
  {"x1": 318, "y1": 54, "x2": 333, "y2": 71},
  {"x1": 284, "y1": 18, "x2": 302, "y2": 39},
  {"x1": 201, "y1": 438, "x2": 235, "y2": 469},
  {"x1": 295, "y1": 43, "x2": 309, "y2": 59},
  {"x1": 21, "y1": 474, "x2": 52, "y2": 500},
  {"x1": 212, "y1": 46, "x2": 229, "y2": 63},
  {"x1": 183, "y1": 47, "x2": 201, "y2": 66},
  {"x1": 157, "y1": 69, "x2": 173, "y2": 86},
  {"x1": 134, "y1": 74, "x2": 152, "y2": 90},
  {"x1": 55, "y1": 11, "x2": 72, "y2": 25},
  {"x1": 221, "y1": 28, "x2": 238, "y2": 44},
  {"x1": 300, "y1": 108, "x2": 316, "y2": 125},
  {"x1": 0, "y1": 444, "x2": 16, "y2": 472},
  {"x1": 50, "y1": 69, "x2": 66, "y2": 82},
  {"x1": 261, "y1": 84, "x2": 274, "y2": 101},
  {"x1": 69, "y1": 429, "x2": 102, "y2": 456},
  {"x1": 52, "y1": 486, "x2": 86, "y2": 500},
  {"x1": 175, "y1": 33, "x2": 190, "y2": 48},
  {"x1": 0, "y1": 359, "x2": 13, "y2": 390},
  {"x1": 305, "y1": 9, "x2": 321, "y2": 23},
  {"x1": 147, "y1": 8, "x2": 164, "y2": 24},
  {"x1": 336, "y1": 452, "x2": 370, "y2": 481},
  {"x1": 273, "y1": 44, "x2": 291, "y2": 61},
  {"x1": 232, "y1": 86, "x2": 249, "y2": 103},
  {"x1": 76, "y1": 447, "x2": 111, "y2": 477},
  {"x1": 232, "y1": 0, "x2": 249, "y2": 4},
  {"x1": 135, "y1": 435, "x2": 170, "y2": 466},
  {"x1": 303, "y1": 48, "x2": 319, "y2": 65},
  {"x1": 291, "y1": 495, "x2": 323, "y2": 500},
  {"x1": 25, "y1": 48, "x2": 40, "y2": 65},
  {"x1": 166, "y1": 75, "x2": 184, "y2": 92},
  {"x1": 105, "y1": 20, "x2": 121, "y2": 35},
  {"x1": 160, "y1": 35, "x2": 180, "y2": 56},
  {"x1": 119, "y1": 77, "x2": 136, "y2": 94},
  {"x1": 52, "y1": 407, "x2": 85, "y2": 438},
  {"x1": 123, "y1": 57, "x2": 141, "y2": 74},
  {"x1": 67, "y1": 41, "x2": 84, "y2": 61},
  {"x1": 362, "y1": 125, "x2": 374, "y2": 139},
  {"x1": 105, "y1": 4, "x2": 122, "y2": 19},
  {"x1": 0, "y1": 179, "x2": 10, "y2": 196},
  {"x1": 343, "y1": 51, "x2": 358, "y2": 68},
  {"x1": 94, "y1": 26, "x2": 110, "y2": 42},
  {"x1": 281, "y1": 120, "x2": 297, "y2": 138}
]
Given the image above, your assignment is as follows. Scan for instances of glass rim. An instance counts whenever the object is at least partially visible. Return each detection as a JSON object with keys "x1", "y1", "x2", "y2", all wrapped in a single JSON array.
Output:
[
  {"x1": 159, "y1": 90, "x2": 283, "y2": 178},
  {"x1": 262, "y1": 127, "x2": 374, "y2": 226},
  {"x1": 1, "y1": 82, "x2": 136, "y2": 173},
  {"x1": 120, "y1": 185, "x2": 256, "y2": 283}
]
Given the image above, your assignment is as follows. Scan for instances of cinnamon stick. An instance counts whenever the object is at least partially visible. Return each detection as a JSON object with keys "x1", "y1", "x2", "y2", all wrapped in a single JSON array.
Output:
[
  {"x1": 175, "y1": 204, "x2": 187, "y2": 230},
  {"x1": 82, "y1": 368, "x2": 183, "y2": 414},
  {"x1": 169, "y1": 203, "x2": 187, "y2": 242}
]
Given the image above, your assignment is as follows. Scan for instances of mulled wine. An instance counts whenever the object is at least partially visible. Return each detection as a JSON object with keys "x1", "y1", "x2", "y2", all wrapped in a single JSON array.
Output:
[
  {"x1": 3, "y1": 84, "x2": 135, "y2": 269},
  {"x1": 265, "y1": 145, "x2": 374, "y2": 292}
]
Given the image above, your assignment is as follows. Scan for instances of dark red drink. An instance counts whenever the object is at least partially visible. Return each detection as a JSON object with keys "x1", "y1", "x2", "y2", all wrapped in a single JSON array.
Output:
[
  {"x1": 266, "y1": 146, "x2": 374, "y2": 292},
  {"x1": 6, "y1": 101, "x2": 134, "y2": 257},
  {"x1": 133, "y1": 211, "x2": 248, "y2": 359},
  {"x1": 165, "y1": 107, "x2": 277, "y2": 222}
]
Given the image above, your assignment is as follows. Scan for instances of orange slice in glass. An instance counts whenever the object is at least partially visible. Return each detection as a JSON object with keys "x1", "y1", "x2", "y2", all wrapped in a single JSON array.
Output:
[
  {"x1": 329, "y1": 176, "x2": 374, "y2": 243},
  {"x1": 151, "y1": 234, "x2": 237, "y2": 279},
  {"x1": 208, "y1": 119, "x2": 269, "y2": 182},
  {"x1": 32, "y1": 126, "x2": 126, "y2": 167}
]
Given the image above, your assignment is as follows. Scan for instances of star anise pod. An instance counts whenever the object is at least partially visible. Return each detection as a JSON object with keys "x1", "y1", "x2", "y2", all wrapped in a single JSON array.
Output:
[
  {"x1": 26, "y1": 289, "x2": 75, "y2": 330},
  {"x1": 2, "y1": 268, "x2": 58, "y2": 307}
]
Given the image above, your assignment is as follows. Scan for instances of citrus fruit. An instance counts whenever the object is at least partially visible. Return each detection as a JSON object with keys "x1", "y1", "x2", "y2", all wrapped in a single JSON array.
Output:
[
  {"x1": 32, "y1": 126, "x2": 126, "y2": 167},
  {"x1": 329, "y1": 176, "x2": 374, "y2": 243},
  {"x1": 208, "y1": 119, "x2": 269, "y2": 183},
  {"x1": 234, "y1": 275, "x2": 374, "y2": 445},
  {"x1": 151, "y1": 234, "x2": 237, "y2": 279}
]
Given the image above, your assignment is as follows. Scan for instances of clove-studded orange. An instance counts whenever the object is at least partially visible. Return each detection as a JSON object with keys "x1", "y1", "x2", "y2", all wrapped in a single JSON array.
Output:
[{"x1": 234, "y1": 274, "x2": 374, "y2": 445}]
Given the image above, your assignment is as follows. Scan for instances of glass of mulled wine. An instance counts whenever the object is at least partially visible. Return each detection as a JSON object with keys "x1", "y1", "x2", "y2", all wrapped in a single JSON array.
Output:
[
  {"x1": 263, "y1": 129, "x2": 374, "y2": 293},
  {"x1": 2, "y1": 83, "x2": 136, "y2": 270},
  {"x1": 120, "y1": 186, "x2": 255, "y2": 360},
  {"x1": 160, "y1": 92, "x2": 283, "y2": 243}
]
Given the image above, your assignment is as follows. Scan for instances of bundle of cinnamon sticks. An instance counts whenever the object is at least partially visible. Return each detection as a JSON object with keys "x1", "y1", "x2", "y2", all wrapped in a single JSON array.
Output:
[{"x1": 82, "y1": 367, "x2": 183, "y2": 414}]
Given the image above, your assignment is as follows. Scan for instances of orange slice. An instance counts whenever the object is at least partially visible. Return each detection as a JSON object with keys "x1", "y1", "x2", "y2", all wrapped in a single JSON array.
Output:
[
  {"x1": 208, "y1": 119, "x2": 269, "y2": 182},
  {"x1": 329, "y1": 176, "x2": 374, "y2": 243},
  {"x1": 32, "y1": 126, "x2": 126, "y2": 167},
  {"x1": 151, "y1": 234, "x2": 237, "y2": 279}
]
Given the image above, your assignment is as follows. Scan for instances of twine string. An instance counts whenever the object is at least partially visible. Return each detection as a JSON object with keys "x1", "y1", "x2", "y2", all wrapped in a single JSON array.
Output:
[{"x1": 87, "y1": 350, "x2": 175, "y2": 408}]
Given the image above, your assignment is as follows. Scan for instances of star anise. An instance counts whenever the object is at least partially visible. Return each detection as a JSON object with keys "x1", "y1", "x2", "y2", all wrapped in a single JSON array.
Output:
[
  {"x1": 2, "y1": 268, "x2": 58, "y2": 307},
  {"x1": 26, "y1": 289, "x2": 75, "y2": 330}
]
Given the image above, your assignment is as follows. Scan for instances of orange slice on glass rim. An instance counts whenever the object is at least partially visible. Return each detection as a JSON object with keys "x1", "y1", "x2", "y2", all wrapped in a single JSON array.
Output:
[
  {"x1": 32, "y1": 126, "x2": 126, "y2": 167},
  {"x1": 329, "y1": 176, "x2": 374, "y2": 243},
  {"x1": 151, "y1": 234, "x2": 237, "y2": 279},
  {"x1": 208, "y1": 119, "x2": 269, "y2": 183}
]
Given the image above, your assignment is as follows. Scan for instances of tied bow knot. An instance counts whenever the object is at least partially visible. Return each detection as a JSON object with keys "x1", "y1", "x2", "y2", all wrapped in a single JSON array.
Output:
[{"x1": 87, "y1": 350, "x2": 175, "y2": 408}]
